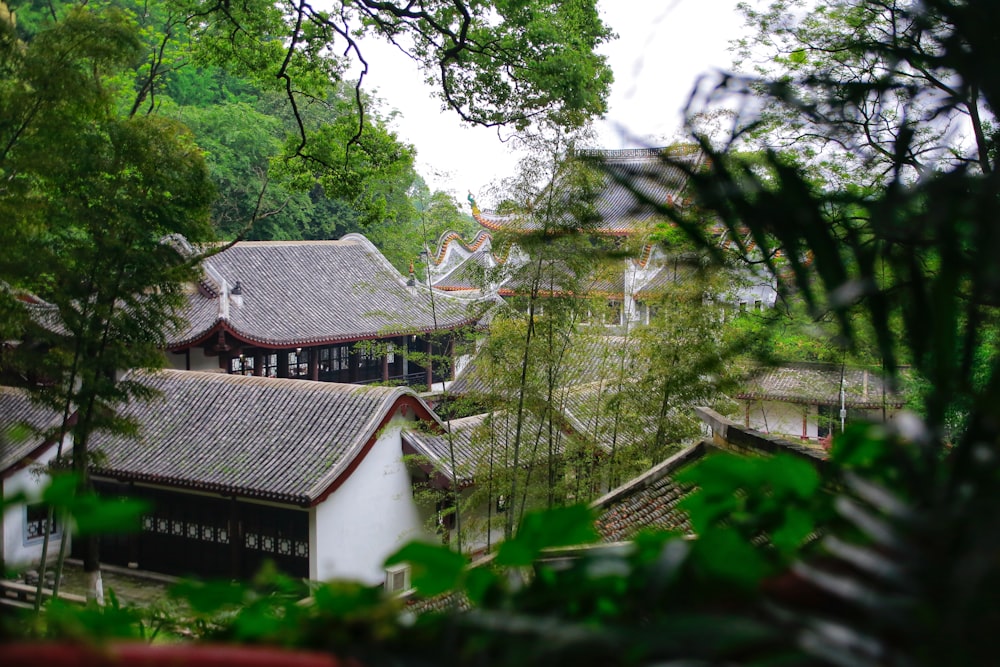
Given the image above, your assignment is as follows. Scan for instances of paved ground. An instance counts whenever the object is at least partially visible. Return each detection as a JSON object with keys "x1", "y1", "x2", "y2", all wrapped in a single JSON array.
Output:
[{"x1": 11, "y1": 560, "x2": 177, "y2": 608}]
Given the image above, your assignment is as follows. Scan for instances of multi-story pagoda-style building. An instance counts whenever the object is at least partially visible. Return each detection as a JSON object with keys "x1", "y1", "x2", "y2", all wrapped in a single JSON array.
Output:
[{"x1": 427, "y1": 147, "x2": 777, "y2": 319}]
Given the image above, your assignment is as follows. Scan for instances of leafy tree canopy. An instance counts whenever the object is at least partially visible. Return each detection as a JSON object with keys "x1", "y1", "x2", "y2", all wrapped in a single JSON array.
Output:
[{"x1": 732, "y1": 0, "x2": 997, "y2": 186}]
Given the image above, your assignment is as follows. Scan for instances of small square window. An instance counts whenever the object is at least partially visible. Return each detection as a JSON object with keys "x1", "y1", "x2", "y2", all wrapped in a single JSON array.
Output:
[{"x1": 25, "y1": 504, "x2": 57, "y2": 541}]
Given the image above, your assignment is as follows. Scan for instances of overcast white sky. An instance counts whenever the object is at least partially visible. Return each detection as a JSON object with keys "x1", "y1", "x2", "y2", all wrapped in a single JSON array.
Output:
[{"x1": 353, "y1": 0, "x2": 748, "y2": 204}]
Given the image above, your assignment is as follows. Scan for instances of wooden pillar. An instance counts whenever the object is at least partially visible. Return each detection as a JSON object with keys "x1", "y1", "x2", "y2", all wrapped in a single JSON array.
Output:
[
  {"x1": 230, "y1": 498, "x2": 242, "y2": 579},
  {"x1": 801, "y1": 410, "x2": 809, "y2": 440},
  {"x1": 382, "y1": 348, "x2": 389, "y2": 382},
  {"x1": 308, "y1": 348, "x2": 319, "y2": 381},
  {"x1": 277, "y1": 351, "x2": 289, "y2": 378},
  {"x1": 253, "y1": 350, "x2": 263, "y2": 377},
  {"x1": 401, "y1": 337, "x2": 409, "y2": 379},
  {"x1": 127, "y1": 482, "x2": 140, "y2": 567},
  {"x1": 348, "y1": 346, "x2": 358, "y2": 383}
]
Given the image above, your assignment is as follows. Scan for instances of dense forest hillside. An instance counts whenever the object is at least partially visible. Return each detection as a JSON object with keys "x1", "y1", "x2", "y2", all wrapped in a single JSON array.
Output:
[{"x1": 9, "y1": 0, "x2": 479, "y2": 271}]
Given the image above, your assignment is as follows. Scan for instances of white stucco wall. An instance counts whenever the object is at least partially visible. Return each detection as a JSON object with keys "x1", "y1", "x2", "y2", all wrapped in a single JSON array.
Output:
[
  {"x1": 746, "y1": 400, "x2": 811, "y2": 441},
  {"x1": 165, "y1": 347, "x2": 221, "y2": 372},
  {"x1": 746, "y1": 400, "x2": 899, "y2": 442},
  {"x1": 413, "y1": 487, "x2": 505, "y2": 559},
  {"x1": 2, "y1": 442, "x2": 69, "y2": 570},
  {"x1": 453, "y1": 490, "x2": 506, "y2": 557},
  {"x1": 310, "y1": 421, "x2": 431, "y2": 584}
]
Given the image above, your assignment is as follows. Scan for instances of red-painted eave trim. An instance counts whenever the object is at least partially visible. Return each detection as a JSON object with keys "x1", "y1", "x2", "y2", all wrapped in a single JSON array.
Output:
[
  {"x1": 167, "y1": 318, "x2": 479, "y2": 352},
  {"x1": 1, "y1": 410, "x2": 76, "y2": 479},
  {"x1": 90, "y1": 469, "x2": 311, "y2": 507},
  {"x1": 309, "y1": 395, "x2": 443, "y2": 507},
  {"x1": 1, "y1": 431, "x2": 71, "y2": 480}
]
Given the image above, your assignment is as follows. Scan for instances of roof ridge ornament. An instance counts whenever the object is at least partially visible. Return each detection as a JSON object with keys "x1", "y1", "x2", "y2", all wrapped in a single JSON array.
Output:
[{"x1": 467, "y1": 192, "x2": 481, "y2": 217}]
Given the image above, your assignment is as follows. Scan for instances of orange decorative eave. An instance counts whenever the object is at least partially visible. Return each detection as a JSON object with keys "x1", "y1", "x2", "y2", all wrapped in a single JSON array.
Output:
[{"x1": 432, "y1": 230, "x2": 493, "y2": 265}]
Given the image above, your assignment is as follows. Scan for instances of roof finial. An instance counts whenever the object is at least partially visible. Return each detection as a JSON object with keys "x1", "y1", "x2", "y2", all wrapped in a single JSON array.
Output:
[{"x1": 467, "y1": 191, "x2": 481, "y2": 217}]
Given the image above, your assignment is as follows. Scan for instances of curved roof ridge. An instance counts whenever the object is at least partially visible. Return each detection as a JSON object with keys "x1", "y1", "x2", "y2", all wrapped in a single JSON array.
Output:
[
  {"x1": 634, "y1": 244, "x2": 655, "y2": 268},
  {"x1": 136, "y1": 367, "x2": 406, "y2": 397},
  {"x1": 431, "y1": 229, "x2": 494, "y2": 265},
  {"x1": 101, "y1": 369, "x2": 437, "y2": 504},
  {"x1": 338, "y1": 233, "x2": 412, "y2": 288},
  {"x1": 168, "y1": 235, "x2": 485, "y2": 349},
  {"x1": 304, "y1": 382, "x2": 419, "y2": 500},
  {"x1": 215, "y1": 239, "x2": 354, "y2": 247}
]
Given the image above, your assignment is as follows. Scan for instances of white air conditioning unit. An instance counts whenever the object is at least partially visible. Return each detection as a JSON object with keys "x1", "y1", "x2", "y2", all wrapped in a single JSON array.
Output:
[{"x1": 385, "y1": 564, "x2": 411, "y2": 594}]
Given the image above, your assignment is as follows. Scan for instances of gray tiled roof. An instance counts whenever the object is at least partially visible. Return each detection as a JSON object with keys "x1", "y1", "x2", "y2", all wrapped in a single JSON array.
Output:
[
  {"x1": 737, "y1": 363, "x2": 904, "y2": 409},
  {"x1": 582, "y1": 271, "x2": 625, "y2": 296},
  {"x1": 168, "y1": 236, "x2": 482, "y2": 349},
  {"x1": 403, "y1": 409, "x2": 570, "y2": 482},
  {"x1": 89, "y1": 370, "x2": 433, "y2": 505},
  {"x1": 591, "y1": 443, "x2": 704, "y2": 542},
  {"x1": 3, "y1": 282, "x2": 71, "y2": 338},
  {"x1": 449, "y1": 333, "x2": 634, "y2": 400},
  {"x1": 434, "y1": 251, "x2": 493, "y2": 291},
  {"x1": 584, "y1": 147, "x2": 699, "y2": 232},
  {"x1": 560, "y1": 381, "x2": 645, "y2": 453},
  {"x1": 0, "y1": 386, "x2": 62, "y2": 473},
  {"x1": 404, "y1": 413, "x2": 488, "y2": 479}
]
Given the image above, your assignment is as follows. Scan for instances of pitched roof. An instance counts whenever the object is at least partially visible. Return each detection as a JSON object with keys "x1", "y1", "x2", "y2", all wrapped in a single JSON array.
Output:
[
  {"x1": 404, "y1": 413, "x2": 488, "y2": 480},
  {"x1": 168, "y1": 235, "x2": 482, "y2": 349},
  {"x1": 403, "y1": 408, "x2": 575, "y2": 484},
  {"x1": 88, "y1": 370, "x2": 438, "y2": 505},
  {"x1": 4, "y1": 284, "x2": 71, "y2": 338},
  {"x1": 448, "y1": 333, "x2": 633, "y2": 399},
  {"x1": 633, "y1": 262, "x2": 695, "y2": 298},
  {"x1": 736, "y1": 363, "x2": 904, "y2": 409},
  {"x1": 0, "y1": 386, "x2": 63, "y2": 474},
  {"x1": 433, "y1": 251, "x2": 494, "y2": 292},
  {"x1": 472, "y1": 147, "x2": 701, "y2": 236},
  {"x1": 591, "y1": 443, "x2": 704, "y2": 542},
  {"x1": 559, "y1": 381, "x2": 645, "y2": 452}
]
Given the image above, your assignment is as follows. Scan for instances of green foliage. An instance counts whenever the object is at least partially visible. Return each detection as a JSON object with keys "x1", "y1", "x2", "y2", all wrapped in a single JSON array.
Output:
[
  {"x1": 5, "y1": 0, "x2": 556, "y2": 252},
  {"x1": 732, "y1": 0, "x2": 996, "y2": 186},
  {"x1": 678, "y1": 452, "x2": 827, "y2": 566},
  {"x1": 494, "y1": 505, "x2": 599, "y2": 567},
  {"x1": 34, "y1": 592, "x2": 150, "y2": 641},
  {"x1": 385, "y1": 542, "x2": 467, "y2": 597}
]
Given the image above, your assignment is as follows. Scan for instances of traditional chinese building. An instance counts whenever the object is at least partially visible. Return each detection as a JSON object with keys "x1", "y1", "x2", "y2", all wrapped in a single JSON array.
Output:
[
  {"x1": 165, "y1": 234, "x2": 486, "y2": 389},
  {"x1": 82, "y1": 369, "x2": 451, "y2": 583},
  {"x1": 736, "y1": 362, "x2": 905, "y2": 443},
  {"x1": 0, "y1": 387, "x2": 70, "y2": 570}
]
